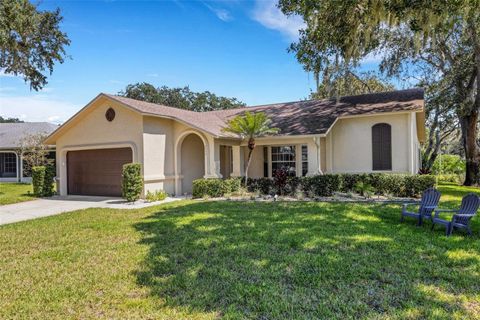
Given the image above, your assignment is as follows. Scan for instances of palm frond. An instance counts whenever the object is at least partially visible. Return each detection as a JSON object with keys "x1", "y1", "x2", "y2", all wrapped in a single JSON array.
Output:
[{"x1": 222, "y1": 111, "x2": 279, "y2": 139}]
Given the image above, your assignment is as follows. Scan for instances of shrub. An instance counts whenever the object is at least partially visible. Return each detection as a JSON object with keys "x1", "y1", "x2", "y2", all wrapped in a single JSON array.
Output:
[
  {"x1": 246, "y1": 177, "x2": 273, "y2": 195},
  {"x1": 436, "y1": 174, "x2": 462, "y2": 184},
  {"x1": 286, "y1": 176, "x2": 301, "y2": 195},
  {"x1": 341, "y1": 173, "x2": 367, "y2": 192},
  {"x1": 224, "y1": 177, "x2": 242, "y2": 194},
  {"x1": 145, "y1": 190, "x2": 167, "y2": 202},
  {"x1": 302, "y1": 174, "x2": 341, "y2": 197},
  {"x1": 354, "y1": 181, "x2": 374, "y2": 198},
  {"x1": 192, "y1": 179, "x2": 227, "y2": 198},
  {"x1": 194, "y1": 173, "x2": 436, "y2": 199},
  {"x1": 42, "y1": 165, "x2": 56, "y2": 197},
  {"x1": 403, "y1": 174, "x2": 436, "y2": 197},
  {"x1": 122, "y1": 163, "x2": 143, "y2": 202},
  {"x1": 190, "y1": 177, "x2": 248, "y2": 198},
  {"x1": 432, "y1": 154, "x2": 465, "y2": 175},
  {"x1": 31, "y1": 166, "x2": 45, "y2": 196},
  {"x1": 273, "y1": 168, "x2": 288, "y2": 195}
]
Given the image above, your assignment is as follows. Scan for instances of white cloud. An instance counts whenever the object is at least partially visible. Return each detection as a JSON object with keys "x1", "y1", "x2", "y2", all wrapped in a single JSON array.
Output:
[
  {"x1": 205, "y1": 4, "x2": 233, "y2": 22},
  {"x1": 0, "y1": 95, "x2": 80, "y2": 124},
  {"x1": 252, "y1": 0, "x2": 305, "y2": 41}
]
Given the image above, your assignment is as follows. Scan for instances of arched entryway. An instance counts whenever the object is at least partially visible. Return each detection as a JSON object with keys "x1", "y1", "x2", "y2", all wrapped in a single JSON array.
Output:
[{"x1": 180, "y1": 133, "x2": 205, "y2": 194}]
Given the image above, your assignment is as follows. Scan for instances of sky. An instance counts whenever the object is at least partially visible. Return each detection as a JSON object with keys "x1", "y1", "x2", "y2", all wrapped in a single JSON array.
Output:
[{"x1": 0, "y1": 0, "x2": 383, "y2": 124}]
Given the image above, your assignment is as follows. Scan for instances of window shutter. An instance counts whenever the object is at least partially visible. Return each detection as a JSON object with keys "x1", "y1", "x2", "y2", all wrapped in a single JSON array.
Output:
[{"x1": 372, "y1": 123, "x2": 392, "y2": 170}]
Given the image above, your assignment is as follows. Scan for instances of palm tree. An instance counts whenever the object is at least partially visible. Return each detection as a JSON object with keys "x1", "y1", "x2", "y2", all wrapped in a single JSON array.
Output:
[{"x1": 223, "y1": 111, "x2": 279, "y2": 186}]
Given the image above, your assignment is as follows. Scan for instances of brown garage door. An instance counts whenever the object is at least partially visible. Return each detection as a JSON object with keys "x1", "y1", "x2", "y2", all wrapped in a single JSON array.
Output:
[{"x1": 67, "y1": 148, "x2": 132, "y2": 196}]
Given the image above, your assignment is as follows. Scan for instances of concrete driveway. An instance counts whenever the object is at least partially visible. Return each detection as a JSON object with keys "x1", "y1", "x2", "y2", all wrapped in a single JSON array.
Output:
[{"x1": 0, "y1": 195, "x2": 182, "y2": 226}]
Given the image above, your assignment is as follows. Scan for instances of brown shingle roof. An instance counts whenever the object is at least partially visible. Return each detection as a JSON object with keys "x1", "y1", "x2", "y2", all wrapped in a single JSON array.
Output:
[{"x1": 106, "y1": 88, "x2": 424, "y2": 138}]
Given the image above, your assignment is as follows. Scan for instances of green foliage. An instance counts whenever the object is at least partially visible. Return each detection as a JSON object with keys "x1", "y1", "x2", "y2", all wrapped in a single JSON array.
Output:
[
  {"x1": 192, "y1": 179, "x2": 224, "y2": 198},
  {"x1": 0, "y1": 0, "x2": 70, "y2": 90},
  {"x1": 403, "y1": 175, "x2": 437, "y2": 198},
  {"x1": 432, "y1": 154, "x2": 465, "y2": 175},
  {"x1": 222, "y1": 111, "x2": 279, "y2": 139},
  {"x1": 119, "y1": 82, "x2": 245, "y2": 112},
  {"x1": 145, "y1": 190, "x2": 167, "y2": 202},
  {"x1": 302, "y1": 174, "x2": 342, "y2": 197},
  {"x1": 31, "y1": 166, "x2": 45, "y2": 196},
  {"x1": 354, "y1": 181, "x2": 374, "y2": 198},
  {"x1": 436, "y1": 174, "x2": 462, "y2": 184},
  {"x1": 311, "y1": 71, "x2": 395, "y2": 100},
  {"x1": 192, "y1": 178, "x2": 242, "y2": 198},
  {"x1": 42, "y1": 165, "x2": 56, "y2": 197},
  {"x1": 223, "y1": 177, "x2": 242, "y2": 194},
  {"x1": 246, "y1": 173, "x2": 435, "y2": 198},
  {"x1": 245, "y1": 177, "x2": 274, "y2": 195},
  {"x1": 122, "y1": 163, "x2": 143, "y2": 202}
]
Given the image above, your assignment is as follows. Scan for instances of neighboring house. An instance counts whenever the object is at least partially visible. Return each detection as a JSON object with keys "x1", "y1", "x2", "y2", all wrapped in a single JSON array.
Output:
[
  {"x1": 44, "y1": 88, "x2": 425, "y2": 197},
  {"x1": 0, "y1": 122, "x2": 58, "y2": 182}
]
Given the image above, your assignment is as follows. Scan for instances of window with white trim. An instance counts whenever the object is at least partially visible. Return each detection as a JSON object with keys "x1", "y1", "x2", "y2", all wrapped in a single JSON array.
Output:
[
  {"x1": 301, "y1": 145, "x2": 308, "y2": 176},
  {"x1": 0, "y1": 153, "x2": 17, "y2": 178},
  {"x1": 271, "y1": 146, "x2": 296, "y2": 176}
]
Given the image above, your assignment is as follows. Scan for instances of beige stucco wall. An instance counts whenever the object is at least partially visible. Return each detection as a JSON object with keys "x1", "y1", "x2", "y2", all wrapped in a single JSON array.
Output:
[
  {"x1": 55, "y1": 98, "x2": 144, "y2": 196},
  {"x1": 243, "y1": 146, "x2": 264, "y2": 178},
  {"x1": 181, "y1": 134, "x2": 205, "y2": 194},
  {"x1": 142, "y1": 116, "x2": 176, "y2": 195},
  {"x1": 327, "y1": 112, "x2": 415, "y2": 173}
]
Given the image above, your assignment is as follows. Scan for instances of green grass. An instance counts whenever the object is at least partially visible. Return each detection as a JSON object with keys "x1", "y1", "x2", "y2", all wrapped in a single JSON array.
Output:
[
  {"x1": 0, "y1": 183, "x2": 36, "y2": 205},
  {"x1": 1, "y1": 183, "x2": 479, "y2": 319}
]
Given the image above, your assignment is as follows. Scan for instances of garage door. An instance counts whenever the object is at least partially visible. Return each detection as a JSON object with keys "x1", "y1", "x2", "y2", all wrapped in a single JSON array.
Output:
[{"x1": 67, "y1": 148, "x2": 132, "y2": 196}]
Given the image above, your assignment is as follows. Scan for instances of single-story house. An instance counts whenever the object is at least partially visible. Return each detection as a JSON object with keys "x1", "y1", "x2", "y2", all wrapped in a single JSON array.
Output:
[
  {"x1": 0, "y1": 122, "x2": 58, "y2": 182},
  {"x1": 44, "y1": 88, "x2": 425, "y2": 197}
]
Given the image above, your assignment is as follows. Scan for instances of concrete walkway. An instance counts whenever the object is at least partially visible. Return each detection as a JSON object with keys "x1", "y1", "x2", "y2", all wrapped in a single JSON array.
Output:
[{"x1": 0, "y1": 195, "x2": 183, "y2": 226}]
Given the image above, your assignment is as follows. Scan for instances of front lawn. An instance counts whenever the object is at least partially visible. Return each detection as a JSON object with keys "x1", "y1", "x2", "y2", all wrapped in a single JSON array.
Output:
[
  {"x1": 0, "y1": 183, "x2": 479, "y2": 319},
  {"x1": 0, "y1": 183, "x2": 36, "y2": 205}
]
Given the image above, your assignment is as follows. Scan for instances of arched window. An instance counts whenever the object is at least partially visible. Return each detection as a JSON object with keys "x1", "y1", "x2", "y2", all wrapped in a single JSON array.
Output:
[{"x1": 372, "y1": 123, "x2": 392, "y2": 171}]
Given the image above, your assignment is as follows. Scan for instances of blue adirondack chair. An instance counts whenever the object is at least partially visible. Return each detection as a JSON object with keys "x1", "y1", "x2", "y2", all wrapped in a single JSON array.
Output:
[
  {"x1": 401, "y1": 188, "x2": 441, "y2": 226},
  {"x1": 431, "y1": 193, "x2": 480, "y2": 236}
]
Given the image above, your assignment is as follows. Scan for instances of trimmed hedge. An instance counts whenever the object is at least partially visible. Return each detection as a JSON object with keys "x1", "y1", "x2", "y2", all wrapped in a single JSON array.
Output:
[
  {"x1": 32, "y1": 166, "x2": 46, "y2": 196},
  {"x1": 301, "y1": 174, "x2": 342, "y2": 197},
  {"x1": 192, "y1": 178, "x2": 242, "y2": 198},
  {"x1": 43, "y1": 165, "x2": 56, "y2": 197},
  {"x1": 192, "y1": 173, "x2": 436, "y2": 199},
  {"x1": 122, "y1": 163, "x2": 143, "y2": 202}
]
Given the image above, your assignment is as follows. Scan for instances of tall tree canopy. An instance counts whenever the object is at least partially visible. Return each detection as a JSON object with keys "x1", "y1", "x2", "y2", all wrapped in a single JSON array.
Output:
[
  {"x1": 311, "y1": 71, "x2": 394, "y2": 100},
  {"x1": 0, "y1": 0, "x2": 70, "y2": 91},
  {"x1": 280, "y1": 0, "x2": 480, "y2": 185},
  {"x1": 119, "y1": 82, "x2": 246, "y2": 112}
]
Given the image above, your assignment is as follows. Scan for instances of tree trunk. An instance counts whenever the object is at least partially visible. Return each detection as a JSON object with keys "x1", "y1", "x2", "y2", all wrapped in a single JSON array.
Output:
[
  {"x1": 244, "y1": 147, "x2": 254, "y2": 188},
  {"x1": 244, "y1": 137, "x2": 256, "y2": 188},
  {"x1": 460, "y1": 112, "x2": 479, "y2": 186},
  {"x1": 463, "y1": 18, "x2": 480, "y2": 186}
]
